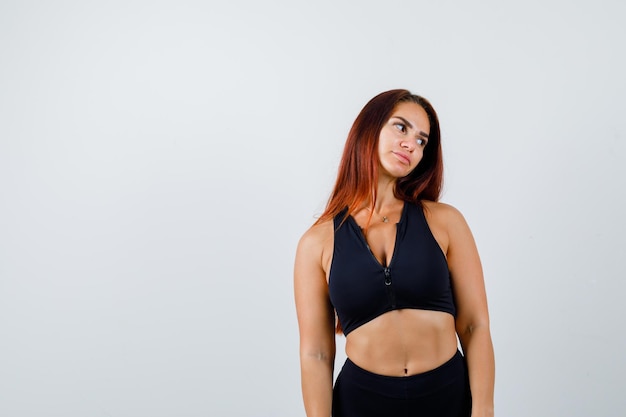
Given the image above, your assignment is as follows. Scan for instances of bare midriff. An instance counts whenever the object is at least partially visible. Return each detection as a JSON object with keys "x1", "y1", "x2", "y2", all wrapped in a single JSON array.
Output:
[{"x1": 344, "y1": 308, "x2": 458, "y2": 377}]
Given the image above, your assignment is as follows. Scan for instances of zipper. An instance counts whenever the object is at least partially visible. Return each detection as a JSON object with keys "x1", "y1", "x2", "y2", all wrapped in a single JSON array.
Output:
[
  {"x1": 384, "y1": 267, "x2": 396, "y2": 308},
  {"x1": 347, "y1": 211, "x2": 403, "y2": 309},
  {"x1": 384, "y1": 267, "x2": 392, "y2": 285}
]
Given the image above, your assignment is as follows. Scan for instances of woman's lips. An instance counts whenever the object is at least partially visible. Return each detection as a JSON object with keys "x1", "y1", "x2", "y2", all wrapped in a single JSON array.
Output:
[{"x1": 392, "y1": 151, "x2": 410, "y2": 165}]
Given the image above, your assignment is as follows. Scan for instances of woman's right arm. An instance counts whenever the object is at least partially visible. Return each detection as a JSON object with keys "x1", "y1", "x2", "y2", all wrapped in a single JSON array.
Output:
[{"x1": 294, "y1": 225, "x2": 336, "y2": 417}]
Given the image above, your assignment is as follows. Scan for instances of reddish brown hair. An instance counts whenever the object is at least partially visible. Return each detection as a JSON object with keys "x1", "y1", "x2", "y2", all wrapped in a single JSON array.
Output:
[{"x1": 315, "y1": 89, "x2": 444, "y2": 226}]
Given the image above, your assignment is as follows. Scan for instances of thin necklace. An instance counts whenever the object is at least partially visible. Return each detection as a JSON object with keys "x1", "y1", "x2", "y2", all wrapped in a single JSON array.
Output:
[{"x1": 365, "y1": 206, "x2": 392, "y2": 223}]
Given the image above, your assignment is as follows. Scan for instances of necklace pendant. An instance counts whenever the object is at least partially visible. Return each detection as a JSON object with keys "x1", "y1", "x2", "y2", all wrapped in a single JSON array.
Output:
[{"x1": 382, "y1": 216, "x2": 389, "y2": 223}]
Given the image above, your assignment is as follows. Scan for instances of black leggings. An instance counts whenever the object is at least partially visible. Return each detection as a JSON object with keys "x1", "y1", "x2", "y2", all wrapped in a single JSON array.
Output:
[{"x1": 332, "y1": 350, "x2": 471, "y2": 417}]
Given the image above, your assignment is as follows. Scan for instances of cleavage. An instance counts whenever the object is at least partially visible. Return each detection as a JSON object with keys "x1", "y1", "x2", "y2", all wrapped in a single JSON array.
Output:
[{"x1": 361, "y1": 222, "x2": 398, "y2": 267}]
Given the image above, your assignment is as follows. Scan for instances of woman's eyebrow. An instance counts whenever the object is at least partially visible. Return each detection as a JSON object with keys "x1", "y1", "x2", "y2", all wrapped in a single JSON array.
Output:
[{"x1": 392, "y1": 116, "x2": 429, "y2": 138}]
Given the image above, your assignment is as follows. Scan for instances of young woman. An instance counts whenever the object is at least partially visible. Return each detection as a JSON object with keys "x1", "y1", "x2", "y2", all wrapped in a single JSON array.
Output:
[{"x1": 294, "y1": 89, "x2": 495, "y2": 417}]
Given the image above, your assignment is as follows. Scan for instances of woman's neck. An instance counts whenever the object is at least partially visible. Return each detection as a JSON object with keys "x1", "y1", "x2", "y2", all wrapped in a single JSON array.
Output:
[{"x1": 368, "y1": 177, "x2": 402, "y2": 216}]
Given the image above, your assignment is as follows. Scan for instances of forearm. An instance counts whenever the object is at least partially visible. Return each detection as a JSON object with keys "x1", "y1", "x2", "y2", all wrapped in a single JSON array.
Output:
[
  {"x1": 459, "y1": 325, "x2": 495, "y2": 417},
  {"x1": 300, "y1": 355, "x2": 334, "y2": 417}
]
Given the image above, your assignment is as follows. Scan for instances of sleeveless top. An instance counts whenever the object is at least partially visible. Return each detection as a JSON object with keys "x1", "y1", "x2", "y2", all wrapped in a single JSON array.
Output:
[{"x1": 328, "y1": 202, "x2": 456, "y2": 335}]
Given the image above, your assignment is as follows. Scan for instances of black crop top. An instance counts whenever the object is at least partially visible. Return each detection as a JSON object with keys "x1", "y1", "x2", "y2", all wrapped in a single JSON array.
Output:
[{"x1": 328, "y1": 201, "x2": 456, "y2": 335}]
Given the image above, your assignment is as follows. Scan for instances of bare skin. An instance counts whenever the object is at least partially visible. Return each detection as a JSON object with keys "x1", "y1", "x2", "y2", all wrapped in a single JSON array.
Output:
[
  {"x1": 344, "y1": 198, "x2": 458, "y2": 376},
  {"x1": 294, "y1": 102, "x2": 495, "y2": 417},
  {"x1": 305, "y1": 200, "x2": 462, "y2": 377}
]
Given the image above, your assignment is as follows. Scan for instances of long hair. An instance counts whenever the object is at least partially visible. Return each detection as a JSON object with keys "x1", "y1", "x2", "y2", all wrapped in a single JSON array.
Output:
[{"x1": 315, "y1": 89, "x2": 444, "y2": 227}]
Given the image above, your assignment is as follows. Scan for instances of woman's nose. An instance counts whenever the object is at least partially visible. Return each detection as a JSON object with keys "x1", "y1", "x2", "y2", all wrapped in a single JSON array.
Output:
[{"x1": 401, "y1": 139, "x2": 415, "y2": 151}]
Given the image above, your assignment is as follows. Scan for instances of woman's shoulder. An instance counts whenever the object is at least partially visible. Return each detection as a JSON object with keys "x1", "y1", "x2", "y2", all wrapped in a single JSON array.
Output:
[
  {"x1": 420, "y1": 200, "x2": 471, "y2": 234},
  {"x1": 420, "y1": 200, "x2": 474, "y2": 255},
  {"x1": 295, "y1": 219, "x2": 335, "y2": 277},
  {"x1": 421, "y1": 200, "x2": 464, "y2": 220},
  {"x1": 422, "y1": 199, "x2": 477, "y2": 246},
  {"x1": 297, "y1": 219, "x2": 334, "y2": 254}
]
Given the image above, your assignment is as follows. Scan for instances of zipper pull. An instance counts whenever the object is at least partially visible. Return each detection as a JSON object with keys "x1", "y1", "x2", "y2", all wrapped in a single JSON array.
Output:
[
  {"x1": 384, "y1": 267, "x2": 396, "y2": 308},
  {"x1": 384, "y1": 267, "x2": 392, "y2": 285}
]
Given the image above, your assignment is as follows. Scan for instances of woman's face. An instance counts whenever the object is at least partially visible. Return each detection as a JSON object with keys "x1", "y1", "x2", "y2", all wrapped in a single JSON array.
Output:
[{"x1": 377, "y1": 101, "x2": 430, "y2": 179}]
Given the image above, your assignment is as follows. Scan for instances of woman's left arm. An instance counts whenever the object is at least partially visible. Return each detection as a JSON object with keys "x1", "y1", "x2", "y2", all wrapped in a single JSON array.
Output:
[{"x1": 445, "y1": 205, "x2": 495, "y2": 417}]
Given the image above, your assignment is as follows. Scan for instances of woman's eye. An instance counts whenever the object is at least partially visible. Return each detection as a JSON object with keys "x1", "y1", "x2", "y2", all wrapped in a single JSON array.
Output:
[
  {"x1": 416, "y1": 138, "x2": 427, "y2": 146},
  {"x1": 394, "y1": 123, "x2": 406, "y2": 133}
]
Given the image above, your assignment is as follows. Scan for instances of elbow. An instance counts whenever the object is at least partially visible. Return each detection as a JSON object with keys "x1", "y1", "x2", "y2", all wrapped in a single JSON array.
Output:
[
  {"x1": 460, "y1": 322, "x2": 489, "y2": 336},
  {"x1": 299, "y1": 348, "x2": 336, "y2": 377},
  {"x1": 456, "y1": 319, "x2": 493, "y2": 352},
  {"x1": 300, "y1": 346, "x2": 336, "y2": 364},
  {"x1": 456, "y1": 316, "x2": 491, "y2": 341},
  {"x1": 455, "y1": 309, "x2": 490, "y2": 336},
  {"x1": 306, "y1": 351, "x2": 333, "y2": 363}
]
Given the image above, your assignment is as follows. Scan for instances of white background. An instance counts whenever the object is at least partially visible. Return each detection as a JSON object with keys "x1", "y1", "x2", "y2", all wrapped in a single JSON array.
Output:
[{"x1": 1, "y1": 1, "x2": 625, "y2": 416}]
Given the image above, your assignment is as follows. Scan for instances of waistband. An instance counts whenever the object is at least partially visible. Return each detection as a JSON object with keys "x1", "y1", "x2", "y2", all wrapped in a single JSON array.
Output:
[{"x1": 338, "y1": 350, "x2": 467, "y2": 399}]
